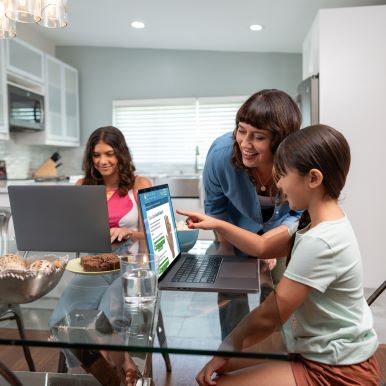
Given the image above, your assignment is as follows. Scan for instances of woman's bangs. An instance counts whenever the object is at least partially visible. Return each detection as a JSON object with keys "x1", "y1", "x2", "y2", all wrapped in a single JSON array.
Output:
[{"x1": 236, "y1": 100, "x2": 272, "y2": 131}]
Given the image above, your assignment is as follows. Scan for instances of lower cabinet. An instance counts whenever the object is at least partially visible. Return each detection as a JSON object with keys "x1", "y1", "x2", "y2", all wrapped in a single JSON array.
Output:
[
  {"x1": 0, "y1": 193, "x2": 10, "y2": 207},
  {"x1": 0, "y1": 42, "x2": 9, "y2": 140}
]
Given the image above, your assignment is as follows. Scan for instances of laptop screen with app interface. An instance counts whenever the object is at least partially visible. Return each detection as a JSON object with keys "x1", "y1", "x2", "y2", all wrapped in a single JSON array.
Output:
[{"x1": 138, "y1": 184, "x2": 181, "y2": 279}]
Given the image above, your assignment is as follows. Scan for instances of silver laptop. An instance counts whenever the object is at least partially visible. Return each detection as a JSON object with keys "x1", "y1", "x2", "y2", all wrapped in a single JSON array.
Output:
[
  {"x1": 8, "y1": 185, "x2": 112, "y2": 253},
  {"x1": 138, "y1": 184, "x2": 260, "y2": 292}
]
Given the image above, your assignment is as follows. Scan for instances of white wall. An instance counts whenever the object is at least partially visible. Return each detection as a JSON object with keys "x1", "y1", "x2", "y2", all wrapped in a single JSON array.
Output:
[
  {"x1": 56, "y1": 47, "x2": 301, "y2": 145},
  {"x1": 310, "y1": 5, "x2": 386, "y2": 287}
]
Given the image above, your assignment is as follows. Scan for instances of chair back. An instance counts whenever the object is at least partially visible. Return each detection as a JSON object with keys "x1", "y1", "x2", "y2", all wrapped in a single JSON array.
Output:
[{"x1": 367, "y1": 281, "x2": 386, "y2": 306}]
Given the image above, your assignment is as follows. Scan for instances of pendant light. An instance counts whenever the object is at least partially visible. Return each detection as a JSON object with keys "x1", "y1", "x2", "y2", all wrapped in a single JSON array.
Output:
[
  {"x1": 1, "y1": 0, "x2": 67, "y2": 39},
  {"x1": 5, "y1": 0, "x2": 41, "y2": 23},
  {"x1": 39, "y1": 0, "x2": 67, "y2": 28},
  {"x1": 0, "y1": 1, "x2": 16, "y2": 38}
]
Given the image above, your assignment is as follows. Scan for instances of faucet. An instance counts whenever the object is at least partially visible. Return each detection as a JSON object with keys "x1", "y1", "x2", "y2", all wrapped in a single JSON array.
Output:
[{"x1": 194, "y1": 145, "x2": 201, "y2": 174}]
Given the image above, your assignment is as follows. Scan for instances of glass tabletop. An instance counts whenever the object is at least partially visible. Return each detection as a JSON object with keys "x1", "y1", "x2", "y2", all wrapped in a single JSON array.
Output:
[{"x1": 0, "y1": 240, "x2": 288, "y2": 360}]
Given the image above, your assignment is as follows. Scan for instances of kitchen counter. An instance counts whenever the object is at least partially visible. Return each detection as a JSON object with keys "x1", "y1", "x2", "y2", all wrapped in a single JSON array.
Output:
[{"x1": 0, "y1": 176, "x2": 80, "y2": 194}]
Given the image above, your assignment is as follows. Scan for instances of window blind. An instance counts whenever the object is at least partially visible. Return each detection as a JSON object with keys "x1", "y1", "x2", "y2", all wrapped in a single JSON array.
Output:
[{"x1": 112, "y1": 96, "x2": 246, "y2": 168}]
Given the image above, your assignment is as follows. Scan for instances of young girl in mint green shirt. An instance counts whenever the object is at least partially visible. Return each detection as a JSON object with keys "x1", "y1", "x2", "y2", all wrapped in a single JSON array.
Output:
[{"x1": 179, "y1": 124, "x2": 380, "y2": 386}]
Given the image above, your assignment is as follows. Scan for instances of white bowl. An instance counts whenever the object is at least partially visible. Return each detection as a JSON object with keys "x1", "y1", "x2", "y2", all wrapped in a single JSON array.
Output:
[{"x1": 177, "y1": 229, "x2": 199, "y2": 252}]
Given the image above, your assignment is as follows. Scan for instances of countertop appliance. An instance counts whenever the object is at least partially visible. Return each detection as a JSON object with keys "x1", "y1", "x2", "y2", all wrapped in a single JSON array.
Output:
[
  {"x1": 297, "y1": 74, "x2": 319, "y2": 128},
  {"x1": 8, "y1": 83, "x2": 45, "y2": 131}
]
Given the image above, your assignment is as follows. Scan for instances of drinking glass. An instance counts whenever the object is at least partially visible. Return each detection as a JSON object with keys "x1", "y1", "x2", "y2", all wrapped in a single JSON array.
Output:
[{"x1": 120, "y1": 254, "x2": 158, "y2": 308}]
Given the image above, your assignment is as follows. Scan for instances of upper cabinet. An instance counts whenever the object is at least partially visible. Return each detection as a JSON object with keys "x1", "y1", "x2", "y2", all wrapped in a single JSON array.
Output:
[
  {"x1": 0, "y1": 41, "x2": 9, "y2": 140},
  {"x1": 1, "y1": 40, "x2": 80, "y2": 147},
  {"x1": 302, "y1": 14, "x2": 319, "y2": 80},
  {"x1": 45, "y1": 55, "x2": 79, "y2": 146},
  {"x1": 6, "y1": 39, "x2": 45, "y2": 84},
  {"x1": 63, "y1": 64, "x2": 79, "y2": 143}
]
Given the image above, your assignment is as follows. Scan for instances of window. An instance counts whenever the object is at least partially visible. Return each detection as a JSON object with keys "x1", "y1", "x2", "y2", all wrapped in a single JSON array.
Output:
[{"x1": 113, "y1": 96, "x2": 246, "y2": 171}]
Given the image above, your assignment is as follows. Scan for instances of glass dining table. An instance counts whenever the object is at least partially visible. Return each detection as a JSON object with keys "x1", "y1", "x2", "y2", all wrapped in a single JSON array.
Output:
[{"x1": 0, "y1": 240, "x2": 289, "y2": 385}]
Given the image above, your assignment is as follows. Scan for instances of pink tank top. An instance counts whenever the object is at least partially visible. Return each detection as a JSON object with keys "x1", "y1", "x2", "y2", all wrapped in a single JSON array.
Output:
[{"x1": 107, "y1": 189, "x2": 139, "y2": 253}]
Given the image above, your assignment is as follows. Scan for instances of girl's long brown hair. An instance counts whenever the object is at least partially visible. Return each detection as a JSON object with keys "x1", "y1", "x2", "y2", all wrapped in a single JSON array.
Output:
[{"x1": 81, "y1": 126, "x2": 136, "y2": 196}]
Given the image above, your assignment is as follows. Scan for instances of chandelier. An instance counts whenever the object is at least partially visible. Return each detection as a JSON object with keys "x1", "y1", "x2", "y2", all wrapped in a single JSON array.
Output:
[{"x1": 0, "y1": 0, "x2": 67, "y2": 39}]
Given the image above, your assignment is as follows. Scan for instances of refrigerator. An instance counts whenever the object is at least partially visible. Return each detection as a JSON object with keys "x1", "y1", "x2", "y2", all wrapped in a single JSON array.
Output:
[{"x1": 296, "y1": 74, "x2": 319, "y2": 128}]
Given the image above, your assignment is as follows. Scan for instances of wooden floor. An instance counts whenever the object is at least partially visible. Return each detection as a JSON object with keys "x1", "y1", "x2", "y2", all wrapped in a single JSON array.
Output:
[
  {"x1": 0, "y1": 328, "x2": 209, "y2": 386},
  {"x1": 0, "y1": 329, "x2": 385, "y2": 385}
]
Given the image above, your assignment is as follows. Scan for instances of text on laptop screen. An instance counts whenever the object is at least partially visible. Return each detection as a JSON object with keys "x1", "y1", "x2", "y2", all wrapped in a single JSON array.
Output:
[{"x1": 139, "y1": 185, "x2": 180, "y2": 276}]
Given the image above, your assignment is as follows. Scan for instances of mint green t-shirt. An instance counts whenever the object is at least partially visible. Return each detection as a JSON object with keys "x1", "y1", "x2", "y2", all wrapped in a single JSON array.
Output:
[{"x1": 283, "y1": 216, "x2": 378, "y2": 365}]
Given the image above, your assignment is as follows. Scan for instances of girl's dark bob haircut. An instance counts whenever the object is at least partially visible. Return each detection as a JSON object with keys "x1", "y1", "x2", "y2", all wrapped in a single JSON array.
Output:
[{"x1": 274, "y1": 124, "x2": 351, "y2": 199}]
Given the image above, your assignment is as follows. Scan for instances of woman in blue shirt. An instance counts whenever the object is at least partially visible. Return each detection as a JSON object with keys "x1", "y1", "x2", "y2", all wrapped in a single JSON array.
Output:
[{"x1": 203, "y1": 89, "x2": 301, "y2": 337}]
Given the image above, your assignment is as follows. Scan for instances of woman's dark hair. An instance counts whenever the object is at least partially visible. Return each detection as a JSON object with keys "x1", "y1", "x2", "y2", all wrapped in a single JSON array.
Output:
[
  {"x1": 81, "y1": 126, "x2": 136, "y2": 196},
  {"x1": 274, "y1": 124, "x2": 351, "y2": 200},
  {"x1": 231, "y1": 89, "x2": 301, "y2": 171},
  {"x1": 274, "y1": 124, "x2": 351, "y2": 266}
]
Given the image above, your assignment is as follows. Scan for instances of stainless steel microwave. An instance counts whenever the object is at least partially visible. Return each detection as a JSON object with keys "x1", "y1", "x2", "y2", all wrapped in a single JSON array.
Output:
[{"x1": 8, "y1": 84, "x2": 45, "y2": 131}]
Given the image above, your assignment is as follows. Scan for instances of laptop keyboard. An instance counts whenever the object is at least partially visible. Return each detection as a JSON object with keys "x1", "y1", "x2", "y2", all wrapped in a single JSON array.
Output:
[{"x1": 171, "y1": 255, "x2": 223, "y2": 284}]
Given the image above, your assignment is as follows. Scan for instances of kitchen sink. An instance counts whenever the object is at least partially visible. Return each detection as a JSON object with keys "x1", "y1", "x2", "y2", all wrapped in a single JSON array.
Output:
[{"x1": 152, "y1": 175, "x2": 201, "y2": 198}]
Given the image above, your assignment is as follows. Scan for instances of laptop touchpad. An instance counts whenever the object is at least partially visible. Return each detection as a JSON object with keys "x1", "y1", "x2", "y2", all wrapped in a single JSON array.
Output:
[{"x1": 219, "y1": 263, "x2": 256, "y2": 278}]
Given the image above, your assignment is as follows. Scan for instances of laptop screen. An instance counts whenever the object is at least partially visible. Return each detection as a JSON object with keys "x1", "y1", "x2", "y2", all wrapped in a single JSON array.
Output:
[{"x1": 138, "y1": 184, "x2": 181, "y2": 278}]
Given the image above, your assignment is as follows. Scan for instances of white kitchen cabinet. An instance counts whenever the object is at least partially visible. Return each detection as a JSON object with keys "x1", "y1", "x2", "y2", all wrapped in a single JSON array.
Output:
[
  {"x1": 6, "y1": 38, "x2": 45, "y2": 84},
  {"x1": 45, "y1": 56, "x2": 62, "y2": 139},
  {"x1": 0, "y1": 193, "x2": 10, "y2": 207},
  {"x1": 15, "y1": 55, "x2": 80, "y2": 147},
  {"x1": 302, "y1": 14, "x2": 319, "y2": 80},
  {"x1": 63, "y1": 64, "x2": 79, "y2": 143},
  {"x1": 44, "y1": 55, "x2": 80, "y2": 146},
  {"x1": 0, "y1": 41, "x2": 9, "y2": 140},
  {"x1": 303, "y1": 6, "x2": 386, "y2": 288}
]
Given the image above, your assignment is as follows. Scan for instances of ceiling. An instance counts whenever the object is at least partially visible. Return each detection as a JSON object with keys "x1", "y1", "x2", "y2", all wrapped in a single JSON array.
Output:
[{"x1": 30, "y1": 0, "x2": 386, "y2": 53}]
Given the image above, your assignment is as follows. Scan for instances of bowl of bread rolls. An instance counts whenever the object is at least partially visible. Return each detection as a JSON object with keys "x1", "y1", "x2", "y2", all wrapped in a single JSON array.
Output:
[{"x1": 0, "y1": 254, "x2": 68, "y2": 304}]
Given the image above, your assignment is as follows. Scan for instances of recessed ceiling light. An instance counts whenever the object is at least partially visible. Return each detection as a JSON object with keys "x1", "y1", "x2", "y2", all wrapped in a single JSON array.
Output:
[
  {"x1": 131, "y1": 21, "x2": 145, "y2": 29},
  {"x1": 249, "y1": 24, "x2": 263, "y2": 32}
]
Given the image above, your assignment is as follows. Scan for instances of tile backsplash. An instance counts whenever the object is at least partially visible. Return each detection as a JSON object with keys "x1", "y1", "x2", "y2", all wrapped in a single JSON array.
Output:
[
  {"x1": 0, "y1": 138, "x2": 200, "y2": 179},
  {"x1": 0, "y1": 139, "x2": 83, "y2": 179}
]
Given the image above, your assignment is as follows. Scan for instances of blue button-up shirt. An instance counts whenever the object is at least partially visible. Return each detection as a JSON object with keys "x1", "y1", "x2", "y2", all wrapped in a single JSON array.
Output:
[{"x1": 203, "y1": 132, "x2": 300, "y2": 233}]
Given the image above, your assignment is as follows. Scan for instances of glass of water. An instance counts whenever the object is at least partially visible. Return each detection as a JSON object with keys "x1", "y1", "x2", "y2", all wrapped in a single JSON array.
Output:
[{"x1": 120, "y1": 254, "x2": 158, "y2": 308}]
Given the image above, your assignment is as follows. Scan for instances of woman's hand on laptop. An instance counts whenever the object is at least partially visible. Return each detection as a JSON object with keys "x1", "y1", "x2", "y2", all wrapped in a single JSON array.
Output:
[
  {"x1": 176, "y1": 210, "x2": 219, "y2": 231},
  {"x1": 110, "y1": 227, "x2": 133, "y2": 243}
]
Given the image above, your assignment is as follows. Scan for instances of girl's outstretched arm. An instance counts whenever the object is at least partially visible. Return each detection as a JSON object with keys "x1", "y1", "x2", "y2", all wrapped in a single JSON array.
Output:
[{"x1": 177, "y1": 209, "x2": 292, "y2": 258}]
